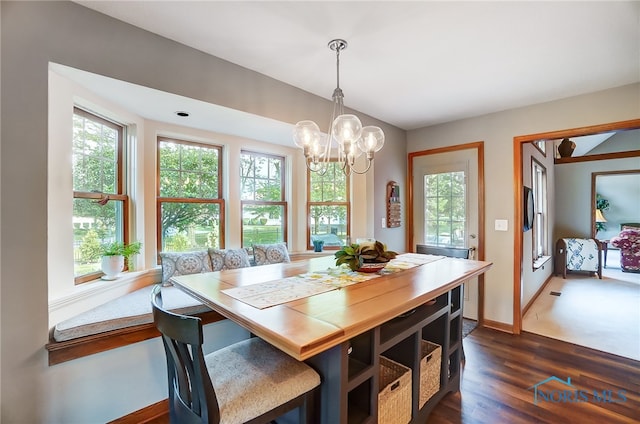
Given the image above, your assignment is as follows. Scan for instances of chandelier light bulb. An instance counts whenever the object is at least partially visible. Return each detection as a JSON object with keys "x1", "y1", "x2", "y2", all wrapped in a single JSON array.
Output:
[
  {"x1": 293, "y1": 121, "x2": 320, "y2": 148},
  {"x1": 358, "y1": 126, "x2": 385, "y2": 154},
  {"x1": 344, "y1": 139, "x2": 362, "y2": 160},
  {"x1": 332, "y1": 114, "x2": 362, "y2": 147}
]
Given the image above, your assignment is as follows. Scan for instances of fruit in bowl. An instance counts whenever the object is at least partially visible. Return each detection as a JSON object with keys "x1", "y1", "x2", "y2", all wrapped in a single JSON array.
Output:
[{"x1": 335, "y1": 240, "x2": 398, "y2": 272}]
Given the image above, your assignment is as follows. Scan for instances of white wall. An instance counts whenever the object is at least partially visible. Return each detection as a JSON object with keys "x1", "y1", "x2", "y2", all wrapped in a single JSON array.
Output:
[
  {"x1": 1, "y1": 2, "x2": 406, "y2": 422},
  {"x1": 407, "y1": 83, "x2": 640, "y2": 326}
]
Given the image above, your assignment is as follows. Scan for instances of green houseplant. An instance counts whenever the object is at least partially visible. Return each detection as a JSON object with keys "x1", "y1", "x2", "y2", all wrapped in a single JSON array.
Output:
[
  {"x1": 335, "y1": 240, "x2": 397, "y2": 272},
  {"x1": 595, "y1": 195, "x2": 610, "y2": 233},
  {"x1": 101, "y1": 241, "x2": 142, "y2": 279}
]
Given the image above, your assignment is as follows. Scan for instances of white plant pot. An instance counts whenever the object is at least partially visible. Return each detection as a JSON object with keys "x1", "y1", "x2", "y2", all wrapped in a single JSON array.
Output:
[{"x1": 101, "y1": 255, "x2": 124, "y2": 280}]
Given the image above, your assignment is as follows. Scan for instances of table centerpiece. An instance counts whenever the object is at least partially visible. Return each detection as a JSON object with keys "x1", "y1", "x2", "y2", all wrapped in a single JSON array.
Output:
[{"x1": 335, "y1": 240, "x2": 398, "y2": 272}]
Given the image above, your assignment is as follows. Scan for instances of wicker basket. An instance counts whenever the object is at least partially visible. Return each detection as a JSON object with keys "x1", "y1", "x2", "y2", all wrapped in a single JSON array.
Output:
[
  {"x1": 379, "y1": 356, "x2": 412, "y2": 424},
  {"x1": 419, "y1": 340, "x2": 442, "y2": 408}
]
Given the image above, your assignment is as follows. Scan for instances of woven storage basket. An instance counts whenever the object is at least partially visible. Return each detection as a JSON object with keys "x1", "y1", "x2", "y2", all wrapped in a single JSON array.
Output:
[
  {"x1": 419, "y1": 340, "x2": 442, "y2": 408},
  {"x1": 378, "y1": 356, "x2": 412, "y2": 424}
]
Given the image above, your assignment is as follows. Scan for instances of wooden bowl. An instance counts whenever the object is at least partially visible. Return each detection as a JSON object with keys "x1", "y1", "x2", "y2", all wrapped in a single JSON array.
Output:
[{"x1": 357, "y1": 263, "x2": 386, "y2": 273}]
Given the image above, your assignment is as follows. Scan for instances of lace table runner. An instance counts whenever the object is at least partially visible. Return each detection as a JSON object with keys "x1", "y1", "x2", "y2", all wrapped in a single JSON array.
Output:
[{"x1": 222, "y1": 254, "x2": 444, "y2": 309}]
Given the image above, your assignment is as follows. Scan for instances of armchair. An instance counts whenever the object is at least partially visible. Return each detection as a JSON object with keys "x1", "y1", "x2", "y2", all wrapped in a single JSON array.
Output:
[
  {"x1": 555, "y1": 238, "x2": 602, "y2": 279},
  {"x1": 610, "y1": 228, "x2": 640, "y2": 273}
]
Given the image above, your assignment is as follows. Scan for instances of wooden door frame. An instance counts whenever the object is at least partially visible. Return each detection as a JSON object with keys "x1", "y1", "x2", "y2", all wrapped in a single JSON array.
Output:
[
  {"x1": 512, "y1": 118, "x2": 640, "y2": 334},
  {"x1": 407, "y1": 142, "x2": 485, "y2": 326}
]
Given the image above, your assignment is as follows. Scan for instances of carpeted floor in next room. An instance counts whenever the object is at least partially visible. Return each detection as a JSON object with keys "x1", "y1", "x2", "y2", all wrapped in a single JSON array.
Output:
[{"x1": 523, "y1": 249, "x2": 640, "y2": 361}]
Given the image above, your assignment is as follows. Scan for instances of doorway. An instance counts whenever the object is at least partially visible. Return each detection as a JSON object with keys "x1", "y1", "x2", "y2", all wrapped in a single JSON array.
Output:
[
  {"x1": 407, "y1": 142, "x2": 485, "y2": 325},
  {"x1": 512, "y1": 118, "x2": 640, "y2": 334}
]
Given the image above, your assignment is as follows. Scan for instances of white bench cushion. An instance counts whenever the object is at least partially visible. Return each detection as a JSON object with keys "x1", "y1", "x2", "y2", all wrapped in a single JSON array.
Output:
[{"x1": 53, "y1": 285, "x2": 211, "y2": 342}]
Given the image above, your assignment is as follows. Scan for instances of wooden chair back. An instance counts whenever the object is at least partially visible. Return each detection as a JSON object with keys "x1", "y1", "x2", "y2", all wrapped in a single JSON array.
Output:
[{"x1": 151, "y1": 285, "x2": 220, "y2": 424}]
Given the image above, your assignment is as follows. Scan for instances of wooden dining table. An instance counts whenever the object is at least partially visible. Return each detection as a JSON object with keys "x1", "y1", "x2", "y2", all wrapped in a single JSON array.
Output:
[{"x1": 171, "y1": 254, "x2": 492, "y2": 424}]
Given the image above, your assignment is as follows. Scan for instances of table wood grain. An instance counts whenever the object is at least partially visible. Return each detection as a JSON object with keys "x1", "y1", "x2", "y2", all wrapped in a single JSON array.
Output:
[{"x1": 171, "y1": 255, "x2": 492, "y2": 360}]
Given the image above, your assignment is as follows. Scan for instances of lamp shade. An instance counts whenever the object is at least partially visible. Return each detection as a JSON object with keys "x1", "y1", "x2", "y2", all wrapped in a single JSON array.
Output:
[{"x1": 595, "y1": 209, "x2": 607, "y2": 223}]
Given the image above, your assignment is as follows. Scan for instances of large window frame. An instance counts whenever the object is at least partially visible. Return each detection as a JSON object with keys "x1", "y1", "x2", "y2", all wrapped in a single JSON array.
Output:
[
  {"x1": 531, "y1": 158, "x2": 548, "y2": 265},
  {"x1": 156, "y1": 137, "x2": 224, "y2": 258},
  {"x1": 73, "y1": 107, "x2": 128, "y2": 284},
  {"x1": 240, "y1": 151, "x2": 287, "y2": 247},
  {"x1": 307, "y1": 163, "x2": 350, "y2": 250}
]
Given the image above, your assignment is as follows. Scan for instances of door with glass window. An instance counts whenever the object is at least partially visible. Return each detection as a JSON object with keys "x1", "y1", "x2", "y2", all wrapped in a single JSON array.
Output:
[{"x1": 412, "y1": 149, "x2": 479, "y2": 320}]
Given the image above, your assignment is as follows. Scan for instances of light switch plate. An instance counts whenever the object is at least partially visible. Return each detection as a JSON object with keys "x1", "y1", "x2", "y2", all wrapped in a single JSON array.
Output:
[
  {"x1": 381, "y1": 217, "x2": 386, "y2": 228},
  {"x1": 495, "y1": 219, "x2": 508, "y2": 231}
]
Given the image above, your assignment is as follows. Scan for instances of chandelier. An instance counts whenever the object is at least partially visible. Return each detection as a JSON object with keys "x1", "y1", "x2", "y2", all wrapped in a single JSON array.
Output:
[{"x1": 293, "y1": 39, "x2": 385, "y2": 175}]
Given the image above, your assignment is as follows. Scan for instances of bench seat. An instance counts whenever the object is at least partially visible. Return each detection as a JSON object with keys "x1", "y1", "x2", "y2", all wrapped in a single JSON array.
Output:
[{"x1": 52, "y1": 285, "x2": 211, "y2": 342}]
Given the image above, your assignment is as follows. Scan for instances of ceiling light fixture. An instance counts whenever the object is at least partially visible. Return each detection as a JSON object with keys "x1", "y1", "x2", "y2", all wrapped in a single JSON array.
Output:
[{"x1": 293, "y1": 39, "x2": 385, "y2": 175}]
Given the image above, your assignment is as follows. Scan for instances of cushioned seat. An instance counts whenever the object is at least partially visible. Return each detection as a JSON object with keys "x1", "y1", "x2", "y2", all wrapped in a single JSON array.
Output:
[
  {"x1": 151, "y1": 285, "x2": 320, "y2": 423},
  {"x1": 555, "y1": 238, "x2": 602, "y2": 279},
  {"x1": 610, "y1": 228, "x2": 640, "y2": 273},
  {"x1": 53, "y1": 285, "x2": 210, "y2": 342}
]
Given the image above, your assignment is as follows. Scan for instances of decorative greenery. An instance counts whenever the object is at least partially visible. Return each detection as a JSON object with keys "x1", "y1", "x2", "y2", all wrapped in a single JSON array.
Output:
[
  {"x1": 101, "y1": 241, "x2": 142, "y2": 269},
  {"x1": 596, "y1": 194, "x2": 610, "y2": 211},
  {"x1": 335, "y1": 240, "x2": 398, "y2": 271},
  {"x1": 595, "y1": 194, "x2": 610, "y2": 232}
]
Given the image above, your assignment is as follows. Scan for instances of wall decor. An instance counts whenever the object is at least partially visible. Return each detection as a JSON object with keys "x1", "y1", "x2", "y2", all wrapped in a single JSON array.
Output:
[
  {"x1": 386, "y1": 181, "x2": 401, "y2": 228},
  {"x1": 523, "y1": 186, "x2": 534, "y2": 232}
]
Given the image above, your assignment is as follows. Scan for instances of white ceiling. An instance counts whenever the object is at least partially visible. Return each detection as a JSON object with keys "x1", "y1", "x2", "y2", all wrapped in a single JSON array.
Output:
[{"x1": 71, "y1": 1, "x2": 639, "y2": 134}]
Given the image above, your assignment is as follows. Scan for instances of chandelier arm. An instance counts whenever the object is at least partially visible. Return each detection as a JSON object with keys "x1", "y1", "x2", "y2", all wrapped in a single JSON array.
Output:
[
  {"x1": 305, "y1": 157, "x2": 329, "y2": 176},
  {"x1": 345, "y1": 157, "x2": 373, "y2": 175}
]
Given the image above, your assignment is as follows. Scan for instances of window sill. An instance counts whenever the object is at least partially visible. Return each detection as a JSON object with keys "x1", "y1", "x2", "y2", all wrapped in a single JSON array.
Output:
[{"x1": 533, "y1": 255, "x2": 552, "y2": 270}]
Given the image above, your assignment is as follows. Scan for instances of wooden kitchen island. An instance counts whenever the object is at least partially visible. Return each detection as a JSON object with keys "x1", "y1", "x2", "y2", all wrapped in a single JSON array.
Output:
[{"x1": 171, "y1": 254, "x2": 492, "y2": 424}]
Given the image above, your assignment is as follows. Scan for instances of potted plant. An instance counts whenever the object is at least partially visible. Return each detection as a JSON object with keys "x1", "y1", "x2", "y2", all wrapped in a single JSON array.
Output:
[
  {"x1": 595, "y1": 195, "x2": 610, "y2": 233},
  {"x1": 101, "y1": 241, "x2": 142, "y2": 280},
  {"x1": 335, "y1": 240, "x2": 397, "y2": 272}
]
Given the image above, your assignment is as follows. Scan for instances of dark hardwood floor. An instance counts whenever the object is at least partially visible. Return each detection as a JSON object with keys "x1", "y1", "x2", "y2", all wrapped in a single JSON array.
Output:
[
  {"x1": 145, "y1": 327, "x2": 640, "y2": 424},
  {"x1": 428, "y1": 327, "x2": 640, "y2": 424}
]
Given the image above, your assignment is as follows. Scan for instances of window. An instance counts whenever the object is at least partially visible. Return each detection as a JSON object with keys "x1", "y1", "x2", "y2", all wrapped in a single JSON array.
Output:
[
  {"x1": 73, "y1": 107, "x2": 127, "y2": 284},
  {"x1": 532, "y1": 159, "x2": 548, "y2": 264},
  {"x1": 424, "y1": 171, "x2": 466, "y2": 248},
  {"x1": 157, "y1": 137, "x2": 224, "y2": 254},
  {"x1": 307, "y1": 163, "x2": 350, "y2": 249},
  {"x1": 240, "y1": 152, "x2": 287, "y2": 247}
]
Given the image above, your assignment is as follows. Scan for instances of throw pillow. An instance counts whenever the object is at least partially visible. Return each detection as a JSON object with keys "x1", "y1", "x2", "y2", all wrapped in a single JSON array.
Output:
[
  {"x1": 160, "y1": 251, "x2": 213, "y2": 286},
  {"x1": 208, "y1": 248, "x2": 251, "y2": 271},
  {"x1": 253, "y1": 243, "x2": 291, "y2": 266}
]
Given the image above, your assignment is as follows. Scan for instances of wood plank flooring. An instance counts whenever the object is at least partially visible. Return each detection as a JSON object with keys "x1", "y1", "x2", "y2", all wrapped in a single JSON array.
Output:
[
  {"x1": 428, "y1": 327, "x2": 640, "y2": 424},
  {"x1": 145, "y1": 327, "x2": 640, "y2": 423}
]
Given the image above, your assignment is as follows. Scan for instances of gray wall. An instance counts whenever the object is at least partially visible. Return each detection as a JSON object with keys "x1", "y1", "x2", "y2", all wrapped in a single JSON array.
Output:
[
  {"x1": 1, "y1": 2, "x2": 407, "y2": 422},
  {"x1": 555, "y1": 157, "x2": 640, "y2": 242}
]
